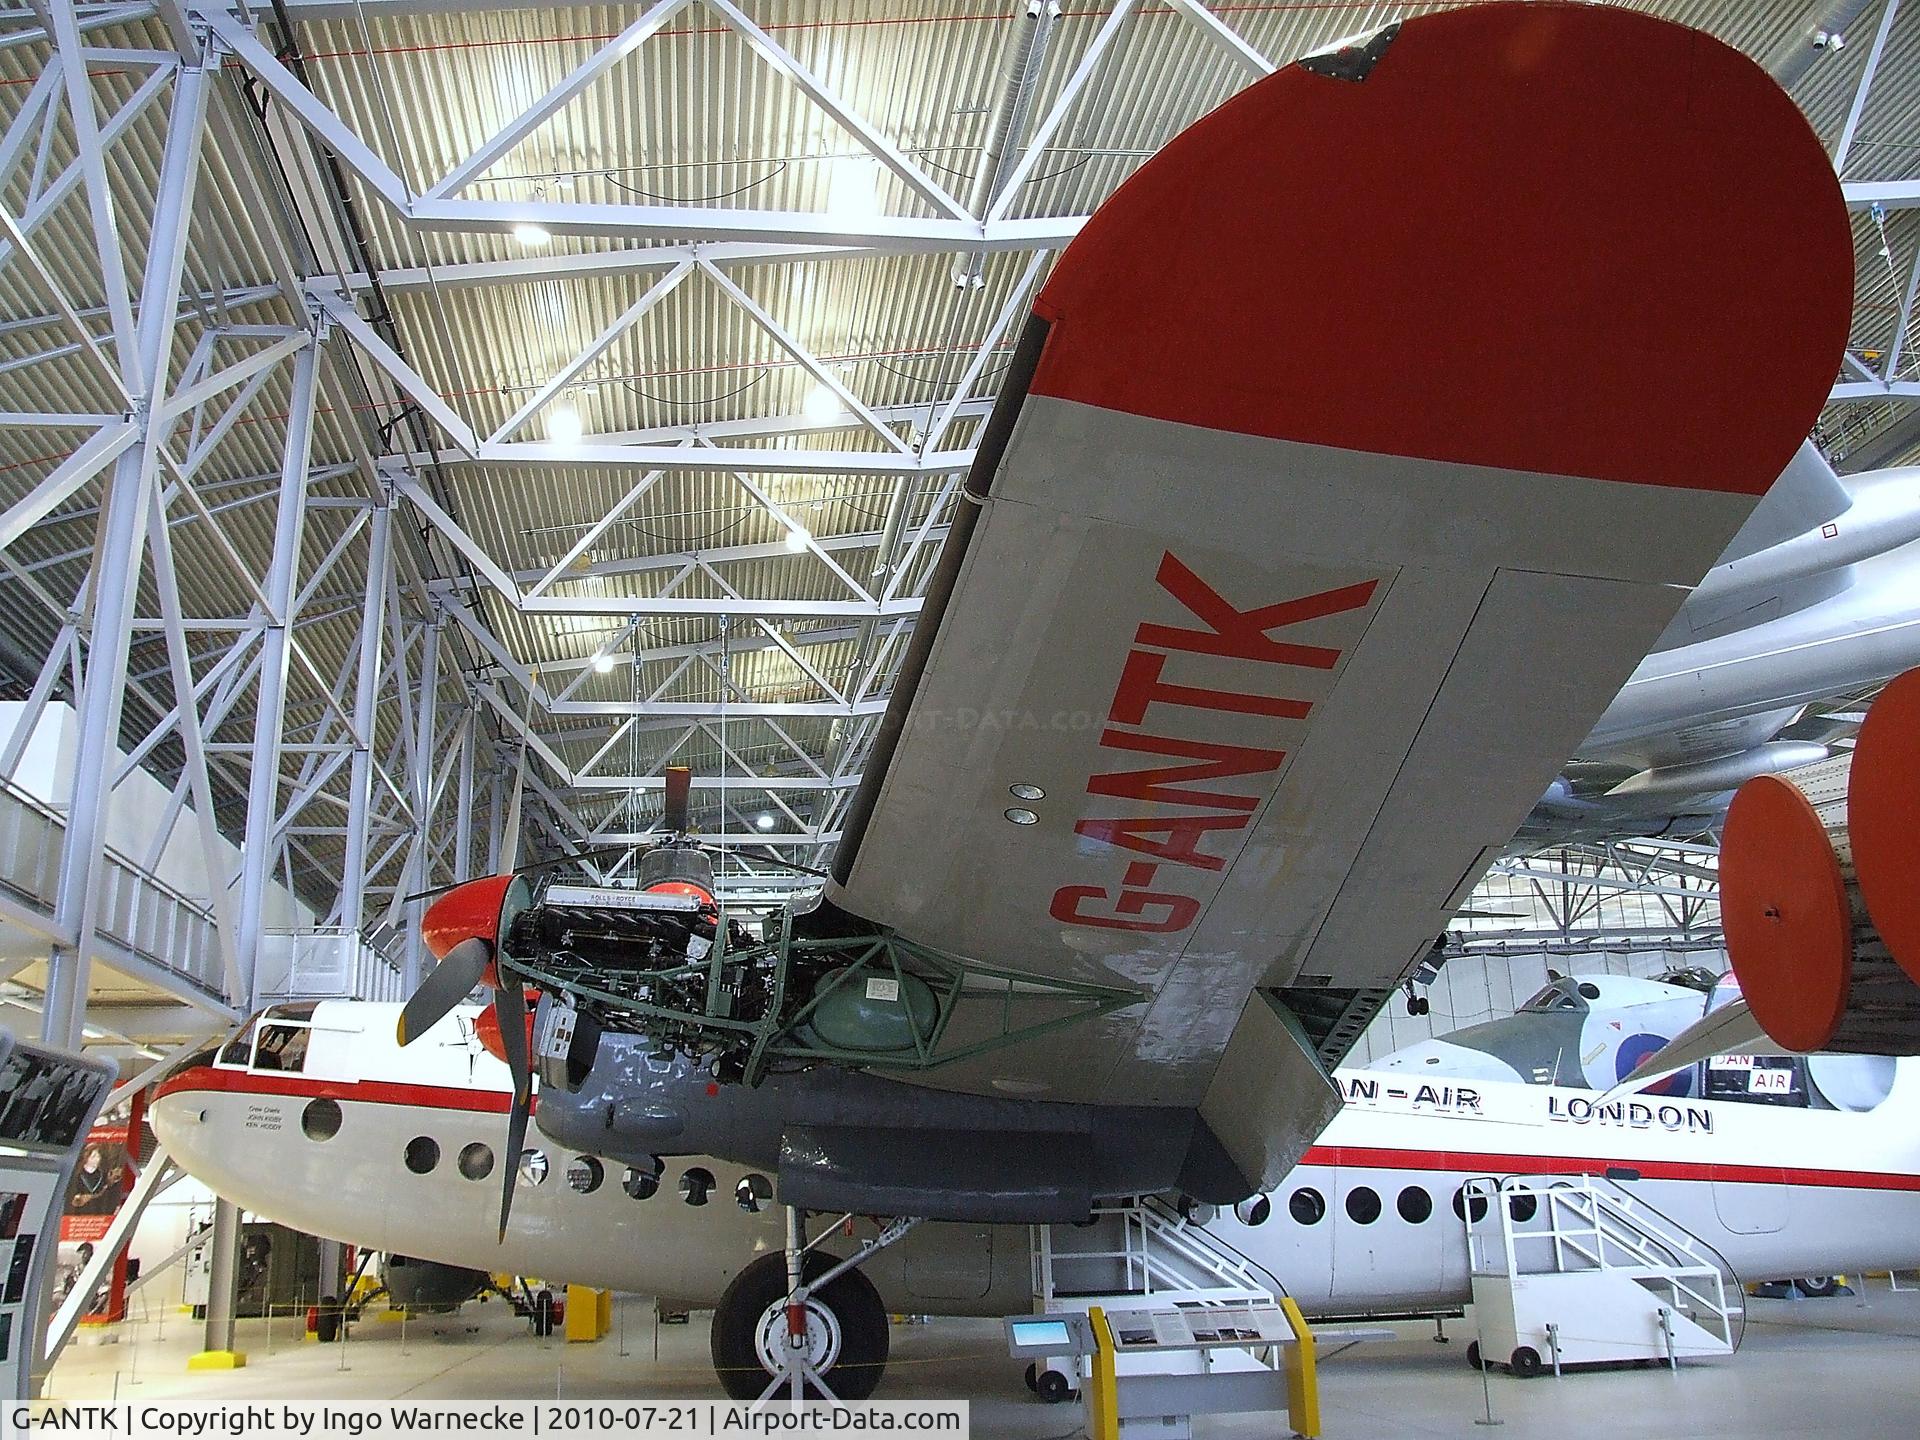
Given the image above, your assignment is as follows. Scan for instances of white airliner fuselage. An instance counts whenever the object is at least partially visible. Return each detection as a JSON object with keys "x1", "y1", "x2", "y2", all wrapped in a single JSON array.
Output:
[{"x1": 149, "y1": 1001, "x2": 1920, "y2": 1318}]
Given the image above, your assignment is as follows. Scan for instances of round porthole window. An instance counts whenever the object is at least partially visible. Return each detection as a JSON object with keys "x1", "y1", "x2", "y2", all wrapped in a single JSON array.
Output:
[
  {"x1": 680, "y1": 1166, "x2": 715, "y2": 1206},
  {"x1": 1345, "y1": 1186, "x2": 1382, "y2": 1225},
  {"x1": 567, "y1": 1156, "x2": 603, "y2": 1194},
  {"x1": 735, "y1": 1173, "x2": 773, "y2": 1213},
  {"x1": 1397, "y1": 1186, "x2": 1433, "y2": 1224},
  {"x1": 1452, "y1": 1187, "x2": 1489, "y2": 1223},
  {"x1": 458, "y1": 1142, "x2": 494, "y2": 1181},
  {"x1": 1288, "y1": 1188, "x2": 1326, "y2": 1225},
  {"x1": 518, "y1": 1150, "x2": 549, "y2": 1186},
  {"x1": 301, "y1": 1098, "x2": 342, "y2": 1141},
  {"x1": 404, "y1": 1137, "x2": 439, "y2": 1175},
  {"x1": 1234, "y1": 1195, "x2": 1272, "y2": 1227},
  {"x1": 623, "y1": 1165, "x2": 660, "y2": 1201}
]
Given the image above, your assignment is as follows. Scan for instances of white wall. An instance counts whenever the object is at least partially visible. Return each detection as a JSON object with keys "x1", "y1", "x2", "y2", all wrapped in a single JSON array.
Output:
[{"x1": 0, "y1": 699, "x2": 318, "y2": 934}]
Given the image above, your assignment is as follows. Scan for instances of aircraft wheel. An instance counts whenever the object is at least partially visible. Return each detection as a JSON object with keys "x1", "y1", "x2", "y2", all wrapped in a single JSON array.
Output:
[
  {"x1": 1508, "y1": 1346, "x2": 1543, "y2": 1379},
  {"x1": 533, "y1": 1291, "x2": 556, "y2": 1337},
  {"x1": 1037, "y1": 1369, "x2": 1075, "y2": 1404},
  {"x1": 1798, "y1": 1276, "x2": 1839, "y2": 1298},
  {"x1": 1023, "y1": 1362, "x2": 1040, "y2": 1393},
  {"x1": 1465, "y1": 1340, "x2": 1483, "y2": 1371},
  {"x1": 712, "y1": 1252, "x2": 889, "y2": 1401}
]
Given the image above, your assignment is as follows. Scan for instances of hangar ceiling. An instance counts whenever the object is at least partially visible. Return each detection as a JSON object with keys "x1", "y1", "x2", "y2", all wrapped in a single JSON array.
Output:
[{"x1": 0, "y1": 0, "x2": 1913, "y2": 1027}]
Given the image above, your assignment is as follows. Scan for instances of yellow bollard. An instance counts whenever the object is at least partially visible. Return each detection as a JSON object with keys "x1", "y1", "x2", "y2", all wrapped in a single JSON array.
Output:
[
  {"x1": 1085, "y1": 1307, "x2": 1119, "y2": 1440},
  {"x1": 1280, "y1": 1296, "x2": 1319, "y2": 1440},
  {"x1": 565, "y1": 1285, "x2": 611, "y2": 1342}
]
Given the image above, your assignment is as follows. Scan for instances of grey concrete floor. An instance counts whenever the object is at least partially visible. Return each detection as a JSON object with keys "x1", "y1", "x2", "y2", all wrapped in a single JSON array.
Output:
[{"x1": 47, "y1": 1288, "x2": 1920, "y2": 1437}]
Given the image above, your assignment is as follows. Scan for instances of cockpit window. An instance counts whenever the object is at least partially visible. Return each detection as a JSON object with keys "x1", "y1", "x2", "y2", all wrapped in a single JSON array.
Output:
[
  {"x1": 1519, "y1": 979, "x2": 1586, "y2": 1013},
  {"x1": 217, "y1": 1014, "x2": 262, "y2": 1067},
  {"x1": 251, "y1": 1024, "x2": 310, "y2": 1074}
]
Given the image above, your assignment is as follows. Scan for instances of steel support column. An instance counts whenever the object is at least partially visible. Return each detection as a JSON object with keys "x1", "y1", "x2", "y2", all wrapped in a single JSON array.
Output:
[
  {"x1": 337, "y1": 502, "x2": 391, "y2": 939},
  {"x1": 402, "y1": 617, "x2": 440, "y2": 990},
  {"x1": 43, "y1": 59, "x2": 211, "y2": 1046},
  {"x1": 234, "y1": 330, "x2": 320, "y2": 1009}
]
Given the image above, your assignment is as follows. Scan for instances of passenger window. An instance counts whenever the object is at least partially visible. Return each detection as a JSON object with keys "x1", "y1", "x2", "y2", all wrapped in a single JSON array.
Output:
[
  {"x1": 458, "y1": 1143, "x2": 494, "y2": 1181},
  {"x1": 301, "y1": 1099, "x2": 342, "y2": 1141},
  {"x1": 1452, "y1": 1187, "x2": 1490, "y2": 1223},
  {"x1": 1396, "y1": 1185, "x2": 1432, "y2": 1223},
  {"x1": 405, "y1": 1137, "x2": 439, "y2": 1174},
  {"x1": 1234, "y1": 1196, "x2": 1272, "y2": 1228},
  {"x1": 518, "y1": 1151, "x2": 549, "y2": 1186},
  {"x1": 680, "y1": 1167, "x2": 715, "y2": 1206},
  {"x1": 735, "y1": 1174, "x2": 773, "y2": 1213},
  {"x1": 1345, "y1": 1187, "x2": 1382, "y2": 1224},
  {"x1": 1288, "y1": 1188, "x2": 1325, "y2": 1225},
  {"x1": 1509, "y1": 1191, "x2": 1538, "y2": 1223},
  {"x1": 623, "y1": 1165, "x2": 660, "y2": 1201},
  {"x1": 568, "y1": 1157, "x2": 603, "y2": 1194}
]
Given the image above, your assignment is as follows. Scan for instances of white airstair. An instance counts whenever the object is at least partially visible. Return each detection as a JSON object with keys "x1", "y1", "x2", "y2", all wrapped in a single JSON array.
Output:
[
  {"x1": 1023, "y1": 1196, "x2": 1284, "y2": 1400},
  {"x1": 1462, "y1": 1174, "x2": 1743, "y2": 1376}
]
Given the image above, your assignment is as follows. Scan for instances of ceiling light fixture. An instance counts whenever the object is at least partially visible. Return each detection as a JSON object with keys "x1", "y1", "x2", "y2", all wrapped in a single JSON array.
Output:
[
  {"x1": 549, "y1": 403, "x2": 583, "y2": 444},
  {"x1": 825, "y1": 155, "x2": 881, "y2": 220},
  {"x1": 755, "y1": 813, "x2": 776, "y2": 831},
  {"x1": 512, "y1": 222, "x2": 551, "y2": 246},
  {"x1": 802, "y1": 381, "x2": 840, "y2": 426},
  {"x1": 785, "y1": 524, "x2": 811, "y2": 552},
  {"x1": 594, "y1": 654, "x2": 616, "y2": 674}
]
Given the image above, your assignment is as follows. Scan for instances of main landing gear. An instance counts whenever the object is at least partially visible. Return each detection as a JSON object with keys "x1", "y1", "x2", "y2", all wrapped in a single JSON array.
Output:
[{"x1": 709, "y1": 1207, "x2": 920, "y2": 1401}]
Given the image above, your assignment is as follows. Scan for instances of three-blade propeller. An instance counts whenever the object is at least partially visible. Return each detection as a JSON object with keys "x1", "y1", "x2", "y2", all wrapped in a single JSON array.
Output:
[
  {"x1": 395, "y1": 875, "x2": 535, "y2": 1240},
  {"x1": 394, "y1": 763, "x2": 793, "y2": 1243}
]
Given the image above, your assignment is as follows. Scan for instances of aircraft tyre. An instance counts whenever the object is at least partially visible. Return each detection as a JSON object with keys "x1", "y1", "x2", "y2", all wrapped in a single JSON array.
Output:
[
  {"x1": 533, "y1": 1291, "x2": 556, "y2": 1338},
  {"x1": 1465, "y1": 1341, "x2": 1483, "y2": 1371},
  {"x1": 1798, "y1": 1276, "x2": 1839, "y2": 1298},
  {"x1": 1037, "y1": 1369, "x2": 1075, "y2": 1404},
  {"x1": 1023, "y1": 1362, "x2": 1040, "y2": 1393},
  {"x1": 711, "y1": 1252, "x2": 889, "y2": 1401},
  {"x1": 1508, "y1": 1346, "x2": 1543, "y2": 1378}
]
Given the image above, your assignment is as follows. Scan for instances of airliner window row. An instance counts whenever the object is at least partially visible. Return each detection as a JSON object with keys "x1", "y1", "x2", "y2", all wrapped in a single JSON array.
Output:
[
  {"x1": 1267, "y1": 1183, "x2": 1527, "y2": 1228},
  {"x1": 343, "y1": 1109, "x2": 777, "y2": 1212}
]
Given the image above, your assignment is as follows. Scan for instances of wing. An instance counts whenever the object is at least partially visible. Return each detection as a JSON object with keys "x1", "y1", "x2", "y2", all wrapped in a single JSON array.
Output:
[{"x1": 823, "y1": 5, "x2": 1851, "y2": 1184}]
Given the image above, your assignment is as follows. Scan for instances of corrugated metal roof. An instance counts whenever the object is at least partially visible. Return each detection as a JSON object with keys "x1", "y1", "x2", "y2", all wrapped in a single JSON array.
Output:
[{"x1": 0, "y1": 0, "x2": 1911, "y2": 910}]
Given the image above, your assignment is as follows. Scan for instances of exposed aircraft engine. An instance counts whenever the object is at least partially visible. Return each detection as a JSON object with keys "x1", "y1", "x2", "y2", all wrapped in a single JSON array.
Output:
[{"x1": 1718, "y1": 668, "x2": 1920, "y2": 1054}]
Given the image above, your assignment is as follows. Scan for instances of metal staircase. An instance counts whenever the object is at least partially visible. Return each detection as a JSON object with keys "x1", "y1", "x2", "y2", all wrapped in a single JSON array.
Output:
[
  {"x1": 1463, "y1": 1175, "x2": 1742, "y2": 1373},
  {"x1": 1034, "y1": 1194, "x2": 1281, "y2": 1311},
  {"x1": 1023, "y1": 1196, "x2": 1286, "y2": 1399}
]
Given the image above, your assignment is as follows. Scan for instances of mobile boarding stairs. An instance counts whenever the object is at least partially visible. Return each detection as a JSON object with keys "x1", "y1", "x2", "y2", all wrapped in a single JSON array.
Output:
[{"x1": 1462, "y1": 1174, "x2": 1743, "y2": 1377}]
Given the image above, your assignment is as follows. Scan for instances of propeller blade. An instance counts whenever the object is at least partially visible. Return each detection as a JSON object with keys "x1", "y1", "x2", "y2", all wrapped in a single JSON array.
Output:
[
  {"x1": 502, "y1": 673, "x2": 537, "y2": 872},
  {"x1": 396, "y1": 935, "x2": 493, "y2": 1047},
  {"x1": 733, "y1": 846, "x2": 830, "y2": 879},
  {"x1": 496, "y1": 978, "x2": 531, "y2": 1101},
  {"x1": 664, "y1": 765, "x2": 691, "y2": 835},
  {"x1": 499, "y1": 1089, "x2": 530, "y2": 1243},
  {"x1": 401, "y1": 845, "x2": 634, "y2": 905},
  {"x1": 493, "y1": 979, "x2": 532, "y2": 1242}
]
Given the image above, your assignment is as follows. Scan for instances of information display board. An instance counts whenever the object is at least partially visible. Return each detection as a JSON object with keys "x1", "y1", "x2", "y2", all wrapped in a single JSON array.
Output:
[{"x1": 0, "y1": 1028, "x2": 114, "y2": 1400}]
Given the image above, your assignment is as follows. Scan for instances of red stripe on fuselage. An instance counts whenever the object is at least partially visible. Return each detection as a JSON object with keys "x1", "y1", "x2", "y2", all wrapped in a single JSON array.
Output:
[
  {"x1": 155, "y1": 1066, "x2": 1920, "y2": 1197},
  {"x1": 154, "y1": 1065, "x2": 517, "y2": 1115},
  {"x1": 1300, "y1": 1144, "x2": 1920, "y2": 1194}
]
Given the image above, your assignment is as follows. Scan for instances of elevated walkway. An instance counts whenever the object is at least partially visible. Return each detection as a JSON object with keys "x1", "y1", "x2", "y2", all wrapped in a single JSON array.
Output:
[
  {"x1": 0, "y1": 778, "x2": 401, "y2": 1030},
  {"x1": 1463, "y1": 1174, "x2": 1742, "y2": 1375}
]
